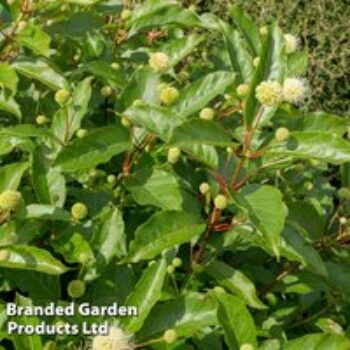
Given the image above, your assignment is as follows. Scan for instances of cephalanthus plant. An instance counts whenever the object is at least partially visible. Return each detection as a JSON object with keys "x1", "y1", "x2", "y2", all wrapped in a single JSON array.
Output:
[{"x1": 0, "y1": 1, "x2": 349, "y2": 349}]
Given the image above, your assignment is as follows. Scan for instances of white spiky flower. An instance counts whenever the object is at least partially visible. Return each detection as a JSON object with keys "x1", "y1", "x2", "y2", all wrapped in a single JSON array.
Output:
[
  {"x1": 91, "y1": 326, "x2": 133, "y2": 350},
  {"x1": 282, "y1": 78, "x2": 307, "y2": 104},
  {"x1": 284, "y1": 34, "x2": 299, "y2": 54},
  {"x1": 149, "y1": 52, "x2": 169, "y2": 72},
  {"x1": 255, "y1": 81, "x2": 282, "y2": 106}
]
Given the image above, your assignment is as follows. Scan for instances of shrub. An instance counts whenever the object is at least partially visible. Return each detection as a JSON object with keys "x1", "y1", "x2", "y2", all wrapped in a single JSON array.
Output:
[{"x1": 0, "y1": 1, "x2": 350, "y2": 349}]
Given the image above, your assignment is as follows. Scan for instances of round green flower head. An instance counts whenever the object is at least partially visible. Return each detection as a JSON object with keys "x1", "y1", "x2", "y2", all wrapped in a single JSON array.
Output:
[
  {"x1": 160, "y1": 86, "x2": 179, "y2": 106},
  {"x1": 339, "y1": 217, "x2": 348, "y2": 225},
  {"x1": 199, "y1": 182, "x2": 210, "y2": 194},
  {"x1": 71, "y1": 202, "x2": 88, "y2": 220},
  {"x1": 199, "y1": 108, "x2": 215, "y2": 120},
  {"x1": 255, "y1": 81, "x2": 282, "y2": 106},
  {"x1": 121, "y1": 116, "x2": 132, "y2": 128},
  {"x1": 55, "y1": 89, "x2": 71, "y2": 106},
  {"x1": 303, "y1": 181, "x2": 314, "y2": 191},
  {"x1": 275, "y1": 127, "x2": 290, "y2": 141},
  {"x1": 67, "y1": 280, "x2": 86, "y2": 298},
  {"x1": 111, "y1": 62, "x2": 120, "y2": 70},
  {"x1": 338, "y1": 187, "x2": 350, "y2": 200},
  {"x1": 0, "y1": 249, "x2": 11, "y2": 261},
  {"x1": 101, "y1": 85, "x2": 113, "y2": 98},
  {"x1": 149, "y1": 52, "x2": 169, "y2": 72},
  {"x1": 121, "y1": 9, "x2": 132, "y2": 20},
  {"x1": 107, "y1": 174, "x2": 117, "y2": 185},
  {"x1": 253, "y1": 57, "x2": 260, "y2": 67},
  {"x1": 163, "y1": 329, "x2": 178, "y2": 344},
  {"x1": 36, "y1": 115, "x2": 49, "y2": 125},
  {"x1": 240, "y1": 344, "x2": 255, "y2": 350},
  {"x1": 167, "y1": 265, "x2": 175, "y2": 274},
  {"x1": 0, "y1": 190, "x2": 24, "y2": 212},
  {"x1": 76, "y1": 128, "x2": 88, "y2": 139},
  {"x1": 214, "y1": 194, "x2": 228, "y2": 210},
  {"x1": 167, "y1": 147, "x2": 181, "y2": 164},
  {"x1": 236, "y1": 83, "x2": 250, "y2": 97},
  {"x1": 172, "y1": 257, "x2": 183, "y2": 268}
]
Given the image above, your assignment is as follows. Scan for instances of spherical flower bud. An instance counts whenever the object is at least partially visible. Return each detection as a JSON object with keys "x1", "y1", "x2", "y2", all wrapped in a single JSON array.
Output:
[
  {"x1": 178, "y1": 70, "x2": 190, "y2": 82},
  {"x1": 284, "y1": 34, "x2": 299, "y2": 54},
  {"x1": 149, "y1": 52, "x2": 169, "y2": 72},
  {"x1": 92, "y1": 326, "x2": 133, "y2": 350},
  {"x1": 236, "y1": 83, "x2": 250, "y2": 97},
  {"x1": 213, "y1": 286, "x2": 226, "y2": 294},
  {"x1": 339, "y1": 217, "x2": 348, "y2": 225},
  {"x1": 259, "y1": 26, "x2": 268, "y2": 36},
  {"x1": 67, "y1": 280, "x2": 86, "y2": 298},
  {"x1": 189, "y1": 4, "x2": 197, "y2": 12},
  {"x1": 121, "y1": 116, "x2": 132, "y2": 128},
  {"x1": 338, "y1": 187, "x2": 350, "y2": 200},
  {"x1": 214, "y1": 194, "x2": 228, "y2": 210},
  {"x1": 101, "y1": 85, "x2": 113, "y2": 98},
  {"x1": 76, "y1": 128, "x2": 88, "y2": 139},
  {"x1": 0, "y1": 190, "x2": 24, "y2": 211},
  {"x1": 255, "y1": 81, "x2": 282, "y2": 106},
  {"x1": 107, "y1": 174, "x2": 117, "y2": 185},
  {"x1": 78, "y1": 252, "x2": 91, "y2": 264},
  {"x1": 167, "y1": 265, "x2": 175, "y2": 274},
  {"x1": 275, "y1": 127, "x2": 290, "y2": 141},
  {"x1": 240, "y1": 344, "x2": 255, "y2": 350},
  {"x1": 163, "y1": 329, "x2": 178, "y2": 344},
  {"x1": 199, "y1": 182, "x2": 210, "y2": 194},
  {"x1": 167, "y1": 147, "x2": 181, "y2": 164},
  {"x1": 172, "y1": 257, "x2": 183, "y2": 268},
  {"x1": 132, "y1": 99, "x2": 144, "y2": 106},
  {"x1": 17, "y1": 21, "x2": 27, "y2": 32},
  {"x1": 71, "y1": 202, "x2": 88, "y2": 220},
  {"x1": 199, "y1": 108, "x2": 214, "y2": 121},
  {"x1": 121, "y1": 9, "x2": 132, "y2": 20},
  {"x1": 253, "y1": 57, "x2": 260, "y2": 67},
  {"x1": 303, "y1": 181, "x2": 314, "y2": 191},
  {"x1": 36, "y1": 115, "x2": 49, "y2": 125},
  {"x1": 111, "y1": 62, "x2": 120, "y2": 70},
  {"x1": 160, "y1": 86, "x2": 179, "y2": 106},
  {"x1": 282, "y1": 78, "x2": 307, "y2": 104},
  {"x1": 0, "y1": 249, "x2": 11, "y2": 261},
  {"x1": 55, "y1": 89, "x2": 71, "y2": 106}
]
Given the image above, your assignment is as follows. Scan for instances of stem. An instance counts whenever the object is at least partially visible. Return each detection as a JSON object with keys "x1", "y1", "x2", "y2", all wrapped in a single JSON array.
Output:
[
  {"x1": 230, "y1": 157, "x2": 244, "y2": 188},
  {"x1": 63, "y1": 105, "x2": 71, "y2": 143},
  {"x1": 135, "y1": 337, "x2": 163, "y2": 349}
]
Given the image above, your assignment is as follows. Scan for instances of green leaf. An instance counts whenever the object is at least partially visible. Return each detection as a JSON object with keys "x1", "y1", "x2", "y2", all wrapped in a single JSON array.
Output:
[
  {"x1": 11, "y1": 295, "x2": 43, "y2": 350},
  {"x1": 125, "y1": 168, "x2": 183, "y2": 211},
  {"x1": 52, "y1": 76, "x2": 93, "y2": 143},
  {"x1": 117, "y1": 67, "x2": 160, "y2": 112},
  {"x1": 230, "y1": 6, "x2": 261, "y2": 56},
  {"x1": 234, "y1": 185, "x2": 287, "y2": 258},
  {"x1": 174, "y1": 71, "x2": 235, "y2": 117},
  {"x1": 126, "y1": 211, "x2": 205, "y2": 263},
  {"x1": 216, "y1": 292, "x2": 257, "y2": 349},
  {"x1": 31, "y1": 145, "x2": 66, "y2": 207},
  {"x1": 0, "y1": 95, "x2": 21, "y2": 119},
  {"x1": 325, "y1": 262, "x2": 350, "y2": 297},
  {"x1": 139, "y1": 292, "x2": 218, "y2": 339},
  {"x1": 282, "y1": 224, "x2": 328, "y2": 277},
  {"x1": 219, "y1": 22, "x2": 253, "y2": 83},
  {"x1": 92, "y1": 206, "x2": 126, "y2": 263},
  {"x1": 21, "y1": 204, "x2": 71, "y2": 221},
  {"x1": 179, "y1": 143, "x2": 219, "y2": 169},
  {"x1": 244, "y1": 24, "x2": 285, "y2": 128},
  {"x1": 287, "y1": 50, "x2": 308, "y2": 76},
  {"x1": 124, "y1": 104, "x2": 183, "y2": 141},
  {"x1": 0, "y1": 162, "x2": 28, "y2": 192},
  {"x1": 170, "y1": 119, "x2": 232, "y2": 147},
  {"x1": 13, "y1": 58, "x2": 69, "y2": 91},
  {"x1": 0, "y1": 124, "x2": 53, "y2": 138},
  {"x1": 16, "y1": 23, "x2": 51, "y2": 56},
  {"x1": 0, "y1": 62, "x2": 18, "y2": 96},
  {"x1": 121, "y1": 259, "x2": 167, "y2": 333},
  {"x1": 85, "y1": 61, "x2": 125, "y2": 88},
  {"x1": 0, "y1": 245, "x2": 69, "y2": 275},
  {"x1": 284, "y1": 333, "x2": 350, "y2": 350},
  {"x1": 205, "y1": 260, "x2": 266, "y2": 309},
  {"x1": 54, "y1": 126, "x2": 131, "y2": 172},
  {"x1": 162, "y1": 34, "x2": 204, "y2": 67},
  {"x1": 267, "y1": 131, "x2": 350, "y2": 164},
  {"x1": 127, "y1": 0, "x2": 201, "y2": 36},
  {"x1": 297, "y1": 112, "x2": 347, "y2": 137}
]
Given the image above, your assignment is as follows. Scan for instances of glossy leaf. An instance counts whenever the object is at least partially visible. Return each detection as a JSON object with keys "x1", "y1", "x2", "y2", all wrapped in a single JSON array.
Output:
[
  {"x1": 0, "y1": 162, "x2": 28, "y2": 192},
  {"x1": 284, "y1": 333, "x2": 350, "y2": 350}
]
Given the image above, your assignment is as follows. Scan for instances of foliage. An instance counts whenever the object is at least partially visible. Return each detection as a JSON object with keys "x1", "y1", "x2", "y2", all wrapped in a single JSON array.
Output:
[{"x1": 0, "y1": 0, "x2": 350, "y2": 349}]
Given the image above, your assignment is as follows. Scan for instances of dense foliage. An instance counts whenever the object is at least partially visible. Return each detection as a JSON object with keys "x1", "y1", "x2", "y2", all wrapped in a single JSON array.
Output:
[{"x1": 0, "y1": 0, "x2": 350, "y2": 349}]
